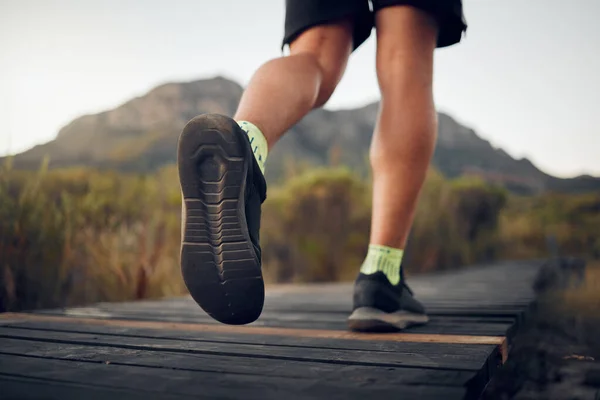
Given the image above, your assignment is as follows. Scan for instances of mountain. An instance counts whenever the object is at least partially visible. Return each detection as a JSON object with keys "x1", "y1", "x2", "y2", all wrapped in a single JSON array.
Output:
[{"x1": 5, "y1": 76, "x2": 599, "y2": 194}]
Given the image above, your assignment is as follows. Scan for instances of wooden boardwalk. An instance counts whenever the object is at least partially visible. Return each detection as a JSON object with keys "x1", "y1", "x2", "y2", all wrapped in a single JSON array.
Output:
[{"x1": 0, "y1": 260, "x2": 546, "y2": 400}]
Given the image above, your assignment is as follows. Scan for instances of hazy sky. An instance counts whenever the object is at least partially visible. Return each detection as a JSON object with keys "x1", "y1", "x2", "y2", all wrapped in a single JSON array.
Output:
[{"x1": 1, "y1": 0, "x2": 599, "y2": 177}]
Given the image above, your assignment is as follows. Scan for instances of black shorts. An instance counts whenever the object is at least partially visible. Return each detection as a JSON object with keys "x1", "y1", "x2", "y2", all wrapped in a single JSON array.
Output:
[{"x1": 283, "y1": 0, "x2": 467, "y2": 50}]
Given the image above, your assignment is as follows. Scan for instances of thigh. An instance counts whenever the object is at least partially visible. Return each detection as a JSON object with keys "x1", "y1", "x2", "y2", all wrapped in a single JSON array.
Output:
[
  {"x1": 372, "y1": 0, "x2": 467, "y2": 48},
  {"x1": 283, "y1": 0, "x2": 373, "y2": 51}
]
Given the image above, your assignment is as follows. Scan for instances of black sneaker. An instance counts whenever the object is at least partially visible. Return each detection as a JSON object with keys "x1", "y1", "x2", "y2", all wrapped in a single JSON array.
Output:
[
  {"x1": 348, "y1": 270, "x2": 429, "y2": 332},
  {"x1": 177, "y1": 114, "x2": 267, "y2": 325}
]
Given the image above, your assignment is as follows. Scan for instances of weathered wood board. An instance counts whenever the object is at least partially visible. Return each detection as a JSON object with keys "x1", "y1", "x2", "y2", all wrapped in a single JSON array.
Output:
[{"x1": 0, "y1": 260, "x2": 546, "y2": 400}]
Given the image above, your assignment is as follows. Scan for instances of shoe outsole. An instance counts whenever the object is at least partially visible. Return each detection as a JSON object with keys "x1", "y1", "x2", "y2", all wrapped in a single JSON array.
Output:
[
  {"x1": 347, "y1": 307, "x2": 429, "y2": 332},
  {"x1": 177, "y1": 114, "x2": 264, "y2": 325}
]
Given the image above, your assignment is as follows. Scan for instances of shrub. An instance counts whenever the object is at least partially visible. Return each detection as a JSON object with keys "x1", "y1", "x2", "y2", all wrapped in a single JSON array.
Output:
[
  {"x1": 261, "y1": 167, "x2": 371, "y2": 283},
  {"x1": 1, "y1": 159, "x2": 597, "y2": 311},
  {"x1": 0, "y1": 162, "x2": 185, "y2": 312}
]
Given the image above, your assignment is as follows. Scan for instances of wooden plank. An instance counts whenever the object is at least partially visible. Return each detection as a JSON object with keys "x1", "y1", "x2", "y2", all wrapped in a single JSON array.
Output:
[
  {"x1": 3, "y1": 322, "x2": 500, "y2": 362},
  {"x1": 53, "y1": 298, "x2": 536, "y2": 311},
  {"x1": 52, "y1": 299, "x2": 532, "y2": 322},
  {"x1": 0, "y1": 354, "x2": 469, "y2": 400},
  {"x1": 0, "y1": 328, "x2": 494, "y2": 370},
  {"x1": 34, "y1": 308, "x2": 520, "y2": 330},
  {"x1": 0, "y1": 374, "x2": 186, "y2": 400},
  {"x1": 0, "y1": 320, "x2": 498, "y2": 356},
  {"x1": 0, "y1": 320, "x2": 504, "y2": 379},
  {"x1": 37, "y1": 305, "x2": 521, "y2": 324},
  {"x1": 56, "y1": 294, "x2": 537, "y2": 312},
  {"x1": 60, "y1": 299, "x2": 526, "y2": 335},
  {"x1": 0, "y1": 321, "x2": 503, "y2": 397},
  {"x1": 261, "y1": 299, "x2": 537, "y2": 312},
  {"x1": 1, "y1": 312, "x2": 506, "y2": 347},
  {"x1": 0, "y1": 338, "x2": 482, "y2": 387},
  {"x1": 26, "y1": 307, "x2": 516, "y2": 337},
  {"x1": 0, "y1": 260, "x2": 546, "y2": 400}
]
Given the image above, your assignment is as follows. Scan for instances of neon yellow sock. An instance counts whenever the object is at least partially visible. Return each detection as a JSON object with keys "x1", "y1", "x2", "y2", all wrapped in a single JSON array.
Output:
[
  {"x1": 360, "y1": 244, "x2": 404, "y2": 285},
  {"x1": 237, "y1": 121, "x2": 268, "y2": 175}
]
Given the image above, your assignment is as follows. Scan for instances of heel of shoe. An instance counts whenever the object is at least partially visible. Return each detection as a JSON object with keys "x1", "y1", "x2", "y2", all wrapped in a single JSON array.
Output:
[{"x1": 353, "y1": 272, "x2": 400, "y2": 313}]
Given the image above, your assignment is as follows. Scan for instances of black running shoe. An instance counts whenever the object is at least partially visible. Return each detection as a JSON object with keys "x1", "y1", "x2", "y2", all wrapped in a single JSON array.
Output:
[
  {"x1": 348, "y1": 269, "x2": 429, "y2": 332},
  {"x1": 177, "y1": 114, "x2": 267, "y2": 325}
]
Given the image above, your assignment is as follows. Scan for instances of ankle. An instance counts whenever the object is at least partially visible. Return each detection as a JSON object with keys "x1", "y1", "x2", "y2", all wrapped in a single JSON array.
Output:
[
  {"x1": 360, "y1": 244, "x2": 404, "y2": 285},
  {"x1": 237, "y1": 121, "x2": 268, "y2": 175}
]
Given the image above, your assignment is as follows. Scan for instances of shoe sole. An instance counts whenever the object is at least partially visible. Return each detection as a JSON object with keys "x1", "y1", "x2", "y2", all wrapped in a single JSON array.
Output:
[
  {"x1": 347, "y1": 307, "x2": 429, "y2": 332},
  {"x1": 177, "y1": 114, "x2": 264, "y2": 325}
]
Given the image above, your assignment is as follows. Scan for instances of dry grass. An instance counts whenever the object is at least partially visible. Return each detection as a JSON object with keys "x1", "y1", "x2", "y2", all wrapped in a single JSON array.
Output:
[
  {"x1": 557, "y1": 261, "x2": 600, "y2": 318},
  {"x1": 0, "y1": 163, "x2": 186, "y2": 312},
  {"x1": 2, "y1": 161, "x2": 599, "y2": 312}
]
